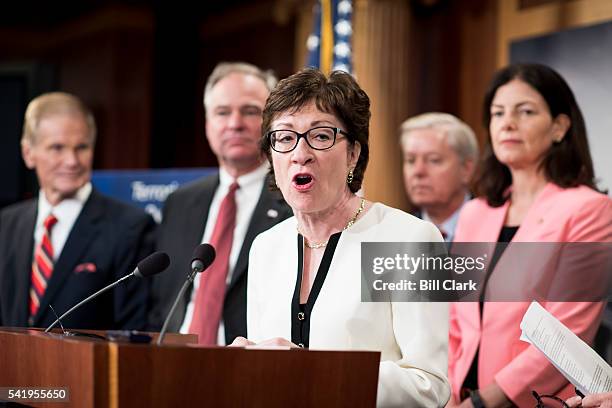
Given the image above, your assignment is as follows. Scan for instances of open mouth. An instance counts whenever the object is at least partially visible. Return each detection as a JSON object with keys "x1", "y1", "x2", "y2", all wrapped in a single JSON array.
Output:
[
  {"x1": 295, "y1": 175, "x2": 312, "y2": 185},
  {"x1": 292, "y1": 173, "x2": 314, "y2": 190}
]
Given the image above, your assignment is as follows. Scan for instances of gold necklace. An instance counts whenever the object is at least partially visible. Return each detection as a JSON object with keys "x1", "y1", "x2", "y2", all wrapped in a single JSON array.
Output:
[
  {"x1": 304, "y1": 239, "x2": 328, "y2": 249},
  {"x1": 300, "y1": 198, "x2": 366, "y2": 249}
]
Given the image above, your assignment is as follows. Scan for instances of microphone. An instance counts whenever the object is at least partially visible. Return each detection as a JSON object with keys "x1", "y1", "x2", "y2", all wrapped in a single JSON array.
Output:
[
  {"x1": 157, "y1": 244, "x2": 216, "y2": 345},
  {"x1": 190, "y1": 243, "x2": 216, "y2": 275},
  {"x1": 44, "y1": 252, "x2": 170, "y2": 333}
]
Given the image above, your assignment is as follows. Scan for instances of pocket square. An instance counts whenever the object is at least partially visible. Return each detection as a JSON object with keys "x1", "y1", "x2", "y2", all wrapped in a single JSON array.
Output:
[{"x1": 74, "y1": 263, "x2": 97, "y2": 273}]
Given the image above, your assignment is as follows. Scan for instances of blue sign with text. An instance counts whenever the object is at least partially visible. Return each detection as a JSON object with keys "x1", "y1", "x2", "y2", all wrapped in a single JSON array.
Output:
[{"x1": 92, "y1": 168, "x2": 216, "y2": 223}]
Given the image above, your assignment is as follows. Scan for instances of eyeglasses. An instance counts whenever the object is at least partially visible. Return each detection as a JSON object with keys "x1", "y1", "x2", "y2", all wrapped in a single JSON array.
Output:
[
  {"x1": 268, "y1": 126, "x2": 349, "y2": 153},
  {"x1": 532, "y1": 390, "x2": 570, "y2": 408}
]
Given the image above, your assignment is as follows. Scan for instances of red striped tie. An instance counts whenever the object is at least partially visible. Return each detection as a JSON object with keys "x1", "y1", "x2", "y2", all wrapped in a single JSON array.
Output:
[
  {"x1": 189, "y1": 182, "x2": 239, "y2": 344},
  {"x1": 29, "y1": 213, "x2": 58, "y2": 320}
]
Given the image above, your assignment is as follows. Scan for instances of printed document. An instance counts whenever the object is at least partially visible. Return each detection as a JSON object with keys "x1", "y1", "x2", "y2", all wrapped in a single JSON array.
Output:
[{"x1": 520, "y1": 301, "x2": 612, "y2": 395}]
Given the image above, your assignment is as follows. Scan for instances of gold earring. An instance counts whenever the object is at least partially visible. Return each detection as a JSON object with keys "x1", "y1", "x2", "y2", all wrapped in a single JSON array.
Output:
[{"x1": 347, "y1": 169, "x2": 354, "y2": 185}]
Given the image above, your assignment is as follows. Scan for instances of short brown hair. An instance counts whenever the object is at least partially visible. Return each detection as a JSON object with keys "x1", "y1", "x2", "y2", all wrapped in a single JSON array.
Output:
[
  {"x1": 22, "y1": 92, "x2": 96, "y2": 146},
  {"x1": 261, "y1": 68, "x2": 370, "y2": 193}
]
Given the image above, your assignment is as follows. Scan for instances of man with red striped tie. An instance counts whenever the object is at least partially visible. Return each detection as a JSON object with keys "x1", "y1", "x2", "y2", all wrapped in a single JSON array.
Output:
[{"x1": 0, "y1": 92, "x2": 155, "y2": 330}]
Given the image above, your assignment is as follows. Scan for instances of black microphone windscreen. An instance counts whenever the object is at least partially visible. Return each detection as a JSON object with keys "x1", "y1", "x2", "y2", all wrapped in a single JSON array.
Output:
[
  {"x1": 192, "y1": 243, "x2": 216, "y2": 269},
  {"x1": 136, "y1": 252, "x2": 170, "y2": 277}
]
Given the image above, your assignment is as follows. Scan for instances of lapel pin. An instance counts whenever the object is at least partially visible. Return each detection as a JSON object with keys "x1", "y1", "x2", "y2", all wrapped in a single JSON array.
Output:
[{"x1": 267, "y1": 209, "x2": 278, "y2": 218}]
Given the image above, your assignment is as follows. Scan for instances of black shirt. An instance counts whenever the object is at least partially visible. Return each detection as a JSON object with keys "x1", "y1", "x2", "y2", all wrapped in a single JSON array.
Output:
[{"x1": 291, "y1": 232, "x2": 342, "y2": 348}]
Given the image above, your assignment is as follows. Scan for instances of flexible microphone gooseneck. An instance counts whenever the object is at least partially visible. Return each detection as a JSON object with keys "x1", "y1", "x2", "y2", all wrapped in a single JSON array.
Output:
[
  {"x1": 44, "y1": 252, "x2": 170, "y2": 333},
  {"x1": 157, "y1": 244, "x2": 216, "y2": 345}
]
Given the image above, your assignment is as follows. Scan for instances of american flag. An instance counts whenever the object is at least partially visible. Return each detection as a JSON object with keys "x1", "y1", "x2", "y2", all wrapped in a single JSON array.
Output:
[{"x1": 306, "y1": 0, "x2": 353, "y2": 74}]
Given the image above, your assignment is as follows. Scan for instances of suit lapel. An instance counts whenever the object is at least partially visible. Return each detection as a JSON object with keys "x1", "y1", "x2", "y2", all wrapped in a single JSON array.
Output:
[
  {"x1": 229, "y1": 181, "x2": 287, "y2": 290},
  {"x1": 160, "y1": 175, "x2": 219, "y2": 332},
  {"x1": 35, "y1": 191, "x2": 103, "y2": 325},
  {"x1": 185, "y1": 175, "x2": 219, "y2": 249},
  {"x1": 512, "y1": 182, "x2": 558, "y2": 242},
  {"x1": 14, "y1": 201, "x2": 38, "y2": 326}
]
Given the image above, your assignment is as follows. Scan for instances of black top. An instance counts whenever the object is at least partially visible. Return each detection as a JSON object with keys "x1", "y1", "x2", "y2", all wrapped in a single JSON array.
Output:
[
  {"x1": 291, "y1": 231, "x2": 342, "y2": 348},
  {"x1": 479, "y1": 225, "x2": 520, "y2": 304},
  {"x1": 498, "y1": 226, "x2": 519, "y2": 243},
  {"x1": 461, "y1": 225, "x2": 519, "y2": 395}
]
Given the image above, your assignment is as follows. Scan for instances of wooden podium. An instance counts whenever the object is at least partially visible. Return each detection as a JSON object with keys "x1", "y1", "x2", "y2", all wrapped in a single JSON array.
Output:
[{"x1": 0, "y1": 328, "x2": 380, "y2": 407}]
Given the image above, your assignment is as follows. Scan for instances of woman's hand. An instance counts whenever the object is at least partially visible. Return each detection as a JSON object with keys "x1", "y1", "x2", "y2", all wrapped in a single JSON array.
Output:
[
  {"x1": 567, "y1": 396, "x2": 583, "y2": 408},
  {"x1": 228, "y1": 336, "x2": 299, "y2": 348},
  {"x1": 567, "y1": 392, "x2": 612, "y2": 408},
  {"x1": 228, "y1": 336, "x2": 255, "y2": 347},
  {"x1": 255, "y1": 337, "x2": 299, "y2": 348}
]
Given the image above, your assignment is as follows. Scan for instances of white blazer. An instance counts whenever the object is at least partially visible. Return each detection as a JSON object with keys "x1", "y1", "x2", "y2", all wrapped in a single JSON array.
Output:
[{"x1": 248, "y1": 202, "x2": 450, "y2": 407}]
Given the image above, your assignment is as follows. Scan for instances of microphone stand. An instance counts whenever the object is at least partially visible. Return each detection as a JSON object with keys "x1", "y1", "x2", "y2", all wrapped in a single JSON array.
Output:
[
  {"x1": 44, "y1": 272, "x2": 135, "y2": 333},
  {"x1": 156, "y1": 270, "x2": 197, "y2": 346}
]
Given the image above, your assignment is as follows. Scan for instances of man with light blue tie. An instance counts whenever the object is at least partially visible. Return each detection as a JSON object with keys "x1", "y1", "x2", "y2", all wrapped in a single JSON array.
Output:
[{"x1": 400, "y1": 112, "x2": 478, "y2": 242}]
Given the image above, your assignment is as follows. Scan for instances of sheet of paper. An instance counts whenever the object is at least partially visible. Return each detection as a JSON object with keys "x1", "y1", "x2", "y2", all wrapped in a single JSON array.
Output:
[{"x1": 520, "y1": 301, "x2": 612, "y2": 395}]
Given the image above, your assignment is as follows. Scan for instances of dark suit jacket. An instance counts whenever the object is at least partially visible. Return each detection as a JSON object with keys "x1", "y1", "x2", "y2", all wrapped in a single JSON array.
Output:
[
  {"x1": 0, "y1": 189, "x2": 155, "y2": 330},
  {"x1": 147, "y1": 173, "x2": 292, "y2": 343}
]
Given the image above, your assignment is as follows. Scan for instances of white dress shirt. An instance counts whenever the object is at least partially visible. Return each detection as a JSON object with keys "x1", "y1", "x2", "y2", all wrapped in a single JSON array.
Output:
[
  {"x1": 34, "y1": 183, "x2": 92, "y2": 261},
  {"x1": 180, "y1": 164, "x2": 268, "y2": 343},
  {"x1": 422, "y1": 193, "x2": 470, "y2": 242},
  {"x1": 248, "y1": 203, "x2": 451, "y2": 407}
]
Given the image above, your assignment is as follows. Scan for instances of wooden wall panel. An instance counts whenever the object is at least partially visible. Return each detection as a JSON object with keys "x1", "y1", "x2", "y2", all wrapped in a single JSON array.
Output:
[
  {"x1": 0, "y1": 5, "x2": 154, "y2": 170},
  {"x1": 458, "y1": 1, "x2": 498, "y2": 147},
  {"x1": 351, "y1": 0, "x2": 498, "y2": 209},
  {"x1": 497, "y1": 0, "x2": 612, "y2": 66},
  {"x1": 188, "y1": 1, "x2": 298, "y2": 169},
  {"x1": 353, "y1": 0, "x2": 413, "y2": 210}
]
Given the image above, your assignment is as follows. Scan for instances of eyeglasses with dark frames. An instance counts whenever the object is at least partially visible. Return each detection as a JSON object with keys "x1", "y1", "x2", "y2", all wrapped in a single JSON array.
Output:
[
  {"x1": 268, "y1": 126, "x2": 350, "y2": 153},
  {"x1": 532, "y1": 390, "x2": 570, "y2": 408}
]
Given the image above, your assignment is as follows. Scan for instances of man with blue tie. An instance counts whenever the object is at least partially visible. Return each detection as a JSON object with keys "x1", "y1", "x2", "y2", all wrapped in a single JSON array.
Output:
[{"x1": 400, "y1": 112, "x2": 478, "y2": 242}]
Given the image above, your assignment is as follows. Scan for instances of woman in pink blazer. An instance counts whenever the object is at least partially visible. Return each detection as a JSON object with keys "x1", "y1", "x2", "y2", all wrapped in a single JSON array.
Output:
[{"x1": 447, "y1": 63, "x2": 612, "y2": 408}]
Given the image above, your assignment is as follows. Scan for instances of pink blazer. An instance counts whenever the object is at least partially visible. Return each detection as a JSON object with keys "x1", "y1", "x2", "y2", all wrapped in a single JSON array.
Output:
[{"x1": 449, "y1": 183, "x2": 611, "y2": 407}]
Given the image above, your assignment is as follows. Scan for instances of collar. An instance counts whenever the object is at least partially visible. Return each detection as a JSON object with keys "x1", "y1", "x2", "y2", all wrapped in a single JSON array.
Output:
[
  {"x1": 218, "y1": 164, "x2": 268, "y2": 189},
  {"x1": 422, "y1": 193, "x2": 470, "y2": 241},
  {"x1": 38, "y1": 182, "x2": 92, "y2": 220}
]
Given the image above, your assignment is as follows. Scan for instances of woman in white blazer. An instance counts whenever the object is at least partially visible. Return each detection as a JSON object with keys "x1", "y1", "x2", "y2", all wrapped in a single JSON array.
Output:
[{"x1": 231, "y1": 68, "x2": 450, "y2": 407}]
